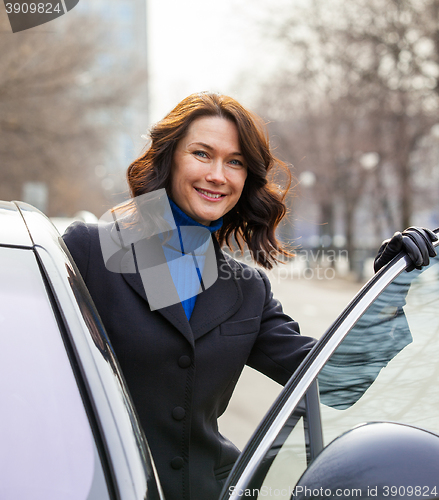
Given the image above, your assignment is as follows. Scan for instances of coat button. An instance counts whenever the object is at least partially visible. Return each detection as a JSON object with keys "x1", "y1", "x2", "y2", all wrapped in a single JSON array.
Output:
[
  {"x1": 178, "y1": 355, "x2": 191, "y2": 368},
  {"x1": 172, "y1": 407, "x2": 186, "y2": 420},
  {"x1": 171, "y1": 457, "x2": 184, "y2": 469}
]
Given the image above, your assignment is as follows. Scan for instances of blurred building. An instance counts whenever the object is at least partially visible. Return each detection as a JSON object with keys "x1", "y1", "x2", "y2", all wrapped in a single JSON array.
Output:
[
  {"x1": 75, "y1": 0, "x2": 149, "y2": 203},
  {"x1": 11, "y1": 0, "x2": 150, "y2": 214}
]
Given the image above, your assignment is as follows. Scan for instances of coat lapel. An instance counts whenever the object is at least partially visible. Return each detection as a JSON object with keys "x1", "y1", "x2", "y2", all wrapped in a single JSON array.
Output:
[
  {"x1": 118, "y1": 234, "x2": 242, "y2": 345},
  {"x1": 120, "y1": 249, "x2": 194, "y2": 347},
  {"x1": 189, "y1": 243, "x2": 243, "y2": 340}
]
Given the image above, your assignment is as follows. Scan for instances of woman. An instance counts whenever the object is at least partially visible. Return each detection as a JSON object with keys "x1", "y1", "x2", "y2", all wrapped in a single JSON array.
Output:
[{"x1": 63, "y1": 92, "x2": 436, "y2": 500}]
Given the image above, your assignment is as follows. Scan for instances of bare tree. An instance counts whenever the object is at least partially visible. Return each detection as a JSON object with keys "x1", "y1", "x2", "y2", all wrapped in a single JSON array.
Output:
[
  {"x1": 0, "y1": 4, "x2": 147, "y2": 216},
  {"x1": 253, "y1": 0, "x2": 439, "y2": 266}
]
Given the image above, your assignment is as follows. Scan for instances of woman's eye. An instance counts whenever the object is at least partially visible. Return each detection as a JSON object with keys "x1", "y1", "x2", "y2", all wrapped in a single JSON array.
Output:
[
  {"x1": 193, "y1": 150, "x2": 208, "y2": 158},
  {"x1": 229, "y1": 159, "x2": 244, "y2": 167}
]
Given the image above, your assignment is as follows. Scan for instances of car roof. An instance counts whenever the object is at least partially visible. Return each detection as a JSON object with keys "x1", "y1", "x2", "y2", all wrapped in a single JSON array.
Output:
[{"x1": 0, "y1": 200, "x2": 33, "y2": 247}]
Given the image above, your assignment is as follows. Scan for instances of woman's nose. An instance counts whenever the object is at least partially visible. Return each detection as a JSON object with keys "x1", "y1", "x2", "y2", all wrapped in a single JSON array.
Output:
[{"x1": 206, "y1": 159, "x2": 226, "y2": 184}]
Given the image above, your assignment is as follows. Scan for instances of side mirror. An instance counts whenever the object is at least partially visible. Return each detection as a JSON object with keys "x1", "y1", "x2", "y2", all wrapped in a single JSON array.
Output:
[{"x1": 295, "y1": 422, "x2": 439, "y2": 499}]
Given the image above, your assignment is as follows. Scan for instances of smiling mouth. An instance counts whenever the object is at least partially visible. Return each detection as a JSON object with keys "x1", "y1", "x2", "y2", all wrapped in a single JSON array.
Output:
[{"x1": 195, "y1": 188, "x2": 226, "y2": 200}]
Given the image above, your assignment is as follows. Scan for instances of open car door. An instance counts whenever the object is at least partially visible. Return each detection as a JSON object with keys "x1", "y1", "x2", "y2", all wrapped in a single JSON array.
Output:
[{"x1": 221, "y1": 232, "x2": 439, "y2": 500}]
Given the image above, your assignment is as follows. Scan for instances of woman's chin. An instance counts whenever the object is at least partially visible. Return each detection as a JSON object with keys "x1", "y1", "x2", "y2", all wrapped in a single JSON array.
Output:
[
  {"x1": 194, "y1": 214, "x2": 215, "y2": 226},
  {"x1": 191, "y1": 206, "x2": 222, "y2": 225}
]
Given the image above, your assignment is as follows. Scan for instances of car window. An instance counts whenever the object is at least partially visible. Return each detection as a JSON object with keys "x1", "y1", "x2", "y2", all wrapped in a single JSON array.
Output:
[
  {"x1": 223, "y1": 250, "x2": 439, "y2": 500},
  {"x1": 243, "y1": 384, "x2": 322, "y2": 499},
  {"x1": 255, "y1": 410, "x2": 307, "y2": 497},
  {"x1": 318, "y1": 253, "x2": 439, "y2": 446},
  {"x1": 0, "y1": 246, "x2": 110, "y2": 500}
]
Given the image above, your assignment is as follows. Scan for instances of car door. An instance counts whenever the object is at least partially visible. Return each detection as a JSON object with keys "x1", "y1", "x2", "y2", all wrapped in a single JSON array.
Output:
[
  {"x1": 0, "y1": 201, "x2": 165, "y2": 500},
  {"x1": 221, "y1": 234, "x2": 439, "y2": 499}
]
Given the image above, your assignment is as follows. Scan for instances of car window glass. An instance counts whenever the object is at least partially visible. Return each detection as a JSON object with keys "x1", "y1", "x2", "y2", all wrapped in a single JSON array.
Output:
[
  {"x1": 0, "y1": 247, "x2": 110, "y2": 500},
  {"x1": 224, "y1": 253, "x2": 439, "y2": 500},
  {"x1": 232, "y1": 397, "x2": 315, "y2": 500},
  {"x1": 318, "y1": 254, "x2": 439, "y2": 446},
  {"x1": 257, "y1": 415, "x2": 307, "y2": 497}
]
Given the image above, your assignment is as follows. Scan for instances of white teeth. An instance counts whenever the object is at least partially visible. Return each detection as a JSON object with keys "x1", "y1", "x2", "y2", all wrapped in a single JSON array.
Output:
[{"x1": 197, "y1": 189, "x2": 223, "y2": 199}]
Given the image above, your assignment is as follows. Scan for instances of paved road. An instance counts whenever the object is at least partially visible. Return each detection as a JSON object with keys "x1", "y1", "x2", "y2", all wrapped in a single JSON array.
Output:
[{"x1": 218, "y1": 271, "x2": 364, "y2": 450}]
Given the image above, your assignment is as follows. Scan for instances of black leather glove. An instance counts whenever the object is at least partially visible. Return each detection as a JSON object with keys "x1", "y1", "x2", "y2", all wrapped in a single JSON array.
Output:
[{"x1": 374, "y1": 227, "x2": 438, "y2": 273}]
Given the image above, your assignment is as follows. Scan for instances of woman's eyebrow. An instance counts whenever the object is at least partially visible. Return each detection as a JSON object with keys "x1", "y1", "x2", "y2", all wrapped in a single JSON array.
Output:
[{"x1": 189, "y1": 141, "x2": 243, "y2": 156}]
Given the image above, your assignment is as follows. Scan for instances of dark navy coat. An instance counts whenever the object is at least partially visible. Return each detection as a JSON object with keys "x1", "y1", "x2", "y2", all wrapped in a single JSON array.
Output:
[{"x1": 63, "y1": 221, "x2": 316, "y2": 500}]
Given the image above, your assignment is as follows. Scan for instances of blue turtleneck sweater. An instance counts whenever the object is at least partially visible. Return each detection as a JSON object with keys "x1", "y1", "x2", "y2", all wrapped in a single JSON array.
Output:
[{"x1": 165, "y1": 199, "x2": 223, "y2": 319}]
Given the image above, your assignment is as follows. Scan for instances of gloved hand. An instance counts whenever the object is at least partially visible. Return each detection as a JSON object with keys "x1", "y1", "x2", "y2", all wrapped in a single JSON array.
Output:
[{"x1": 374, "y1": 227, "x2": 438, "y2": 273}]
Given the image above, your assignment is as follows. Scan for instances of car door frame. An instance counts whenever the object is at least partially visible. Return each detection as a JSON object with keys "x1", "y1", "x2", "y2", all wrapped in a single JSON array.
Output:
[{"x1": 220, "y1": 240, "x2": 439, "y2": 499}]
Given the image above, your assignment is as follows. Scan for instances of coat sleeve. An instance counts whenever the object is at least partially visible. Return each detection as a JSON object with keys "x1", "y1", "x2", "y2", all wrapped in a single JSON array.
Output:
[
  {"x1": 246, "y1": 269, "x2": 317, "y2": 386},
  {"x1": 62, "y1": 221, "x2": 92, "y2": 281}
]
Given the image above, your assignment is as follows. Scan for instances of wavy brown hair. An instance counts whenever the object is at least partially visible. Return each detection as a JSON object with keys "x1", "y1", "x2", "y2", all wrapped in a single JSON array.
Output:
[{"x1": 127, "y1": 92, "x2": 293, "y2": 269}]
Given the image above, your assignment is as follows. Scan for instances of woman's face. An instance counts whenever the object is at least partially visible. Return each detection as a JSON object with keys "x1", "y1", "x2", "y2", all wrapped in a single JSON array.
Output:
[{"x1": 170, "y1": 116, "x2": 247, "y2": 225}]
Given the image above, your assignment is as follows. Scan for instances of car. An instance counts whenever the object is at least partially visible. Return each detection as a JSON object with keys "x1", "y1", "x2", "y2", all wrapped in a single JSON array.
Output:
[
  {"x1": 1, "y1": 200, "x2": 439, "y2": 500},
  {"x1": 0, "y1": 200, "x2": 164, "y2": 500}
]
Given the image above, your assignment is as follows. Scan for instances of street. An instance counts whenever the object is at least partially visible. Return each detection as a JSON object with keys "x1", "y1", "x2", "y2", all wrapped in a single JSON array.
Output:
[{"x1": 218, "y1": 271, "x2": 364, "y2": 450}]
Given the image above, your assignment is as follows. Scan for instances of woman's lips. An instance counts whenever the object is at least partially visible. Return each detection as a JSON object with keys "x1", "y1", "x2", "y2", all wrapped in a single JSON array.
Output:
[{"x1": 195, "y1": 188, "x2": 226, "y2": 201}]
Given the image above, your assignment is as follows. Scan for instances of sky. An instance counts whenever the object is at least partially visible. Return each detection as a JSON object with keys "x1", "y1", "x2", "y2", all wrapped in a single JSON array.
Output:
[{"x1": 146, "y1": 0, "x2": 287, "y2": 124}]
